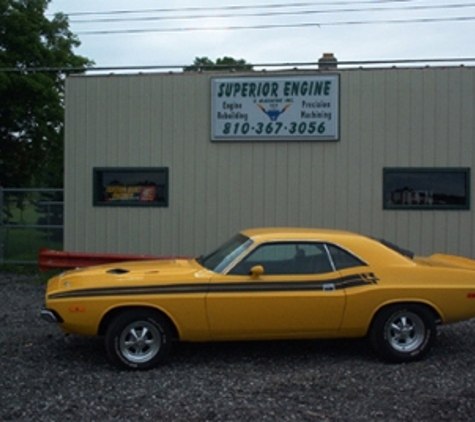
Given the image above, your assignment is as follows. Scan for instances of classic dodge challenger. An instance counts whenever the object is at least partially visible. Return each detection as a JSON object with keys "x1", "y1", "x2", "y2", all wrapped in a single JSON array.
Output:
[{"x1": 41, "y1": 228, "x2": 475, "y2": 370}]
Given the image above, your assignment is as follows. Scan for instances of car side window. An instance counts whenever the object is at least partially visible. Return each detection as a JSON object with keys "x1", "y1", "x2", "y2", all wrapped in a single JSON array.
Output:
[
  {"x1": 326, "y1": 244, "x2": 366, "y2": 270},
  {"x1": 229, "y1": 242, "x2": 333, "y2": 275}
]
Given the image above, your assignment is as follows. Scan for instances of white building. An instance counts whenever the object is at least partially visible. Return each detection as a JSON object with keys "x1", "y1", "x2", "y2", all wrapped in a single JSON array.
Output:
[{"x1": 64, "y1": 61, "x2": 475, "y2": 258}]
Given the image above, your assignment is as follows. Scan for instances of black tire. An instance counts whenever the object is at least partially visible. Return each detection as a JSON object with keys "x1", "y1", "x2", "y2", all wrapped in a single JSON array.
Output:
[
  {"x1": 105, "y1": 309, "x2": 173, "y2": 370},
  {"x1": 369, "y1": 304, "x2": 436, "y2": 363}
]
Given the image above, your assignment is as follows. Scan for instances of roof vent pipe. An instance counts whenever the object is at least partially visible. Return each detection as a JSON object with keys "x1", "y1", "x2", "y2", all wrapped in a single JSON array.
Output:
[{"x1": 318, "y1": 53, "x2": 338, "y2": 70}]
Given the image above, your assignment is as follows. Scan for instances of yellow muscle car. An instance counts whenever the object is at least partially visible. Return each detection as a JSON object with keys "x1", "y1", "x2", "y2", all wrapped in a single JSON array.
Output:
[{"x1": 41, "y1": 228, "x2": 475, "y2": 370}]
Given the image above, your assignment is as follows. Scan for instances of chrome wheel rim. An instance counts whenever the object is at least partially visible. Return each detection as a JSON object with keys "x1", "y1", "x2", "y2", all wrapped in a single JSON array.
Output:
[
  {"x1": 119, "y1": 320, "x2": 161, "y2": 364},
  {"x1": 385, "y1": 310, "x2": 426, "y2": 353}
]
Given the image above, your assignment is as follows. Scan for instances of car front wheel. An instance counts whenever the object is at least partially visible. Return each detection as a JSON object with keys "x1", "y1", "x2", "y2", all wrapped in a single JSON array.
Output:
[
  {"x1": 105, "y1": 309, "x2": 173, "y2": 370},
  {"x1": 369, "y1": 304, "x2": 436, "y2": 363}
]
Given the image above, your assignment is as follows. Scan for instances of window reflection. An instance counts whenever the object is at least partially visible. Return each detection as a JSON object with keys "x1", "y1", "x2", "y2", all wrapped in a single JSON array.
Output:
[{"x1": 383, "y1": 168, "x2": 470, "y2": 210}]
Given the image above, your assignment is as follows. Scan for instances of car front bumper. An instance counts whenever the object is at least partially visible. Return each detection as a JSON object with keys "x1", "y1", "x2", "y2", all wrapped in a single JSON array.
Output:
[{"x1": 40, "y1": 307, "x2": 63, "y2": 324}]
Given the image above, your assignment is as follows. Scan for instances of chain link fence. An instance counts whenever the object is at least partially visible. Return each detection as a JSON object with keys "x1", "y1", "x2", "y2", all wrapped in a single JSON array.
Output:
[{"x1": 0, "y1": 187, "x2": 63, "y2": 265}]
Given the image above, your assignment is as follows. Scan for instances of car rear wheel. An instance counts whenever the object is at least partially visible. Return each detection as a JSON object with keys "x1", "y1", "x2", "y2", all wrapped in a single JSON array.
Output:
[
  {"x1": 105, "y1": 309, "x2": 172, "y2": 370},
  {"x1": 369, "y1": 304, "x2": 436, "y2": 363}
]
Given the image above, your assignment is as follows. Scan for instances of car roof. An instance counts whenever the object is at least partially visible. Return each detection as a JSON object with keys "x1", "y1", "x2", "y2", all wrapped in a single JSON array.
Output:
[{"x1": 240, "y1": 227, "x2": 365, "y2": 242}]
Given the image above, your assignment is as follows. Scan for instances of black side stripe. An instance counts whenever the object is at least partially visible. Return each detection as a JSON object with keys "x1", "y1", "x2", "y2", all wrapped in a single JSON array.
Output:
[{"x1": 48, "y1": 272, "x2": 378, "y2": 300}]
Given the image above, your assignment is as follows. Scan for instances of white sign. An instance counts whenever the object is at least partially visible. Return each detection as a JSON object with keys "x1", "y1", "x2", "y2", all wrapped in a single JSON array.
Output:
[{"x1": 211, "y1": 75, "x2": 339, "y2": 141}]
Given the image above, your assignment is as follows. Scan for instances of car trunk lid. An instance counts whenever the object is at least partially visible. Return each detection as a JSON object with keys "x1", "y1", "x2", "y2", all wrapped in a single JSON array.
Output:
[{"x1": 415, "y1": 254, "x2": 475, "y2": 270}]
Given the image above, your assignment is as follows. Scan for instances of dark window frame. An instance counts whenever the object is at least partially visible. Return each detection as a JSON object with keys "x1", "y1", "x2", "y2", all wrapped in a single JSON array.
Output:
[
  {"x1": 93, "y1": 167, "x2": 169, "y2": 207},
  {"x1": 383, "y1": 167, "x2": 470, "y2": 210}
]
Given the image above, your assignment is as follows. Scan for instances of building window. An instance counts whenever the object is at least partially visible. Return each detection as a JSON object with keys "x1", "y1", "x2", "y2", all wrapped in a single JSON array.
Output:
[
  {"x1": 93, "y1": 167, "x2": 169, "y2": 207},
  {"x1": 383, "y1": 168, "x2": 470, "y2": 210}
]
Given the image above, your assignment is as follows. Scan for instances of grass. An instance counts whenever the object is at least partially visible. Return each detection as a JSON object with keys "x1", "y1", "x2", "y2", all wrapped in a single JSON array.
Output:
[
  {"x1": 3, "y1": 226, "x2": 63, "y2": 262},
  {"x1": 2, "y1": 190, "x2": 63, "y2": 269}
]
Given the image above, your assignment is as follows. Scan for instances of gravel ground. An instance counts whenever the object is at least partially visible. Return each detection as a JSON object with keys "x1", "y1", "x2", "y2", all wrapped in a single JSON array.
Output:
[{"x1": 1, "y1": 272, "x2": 475, "y2": 421}]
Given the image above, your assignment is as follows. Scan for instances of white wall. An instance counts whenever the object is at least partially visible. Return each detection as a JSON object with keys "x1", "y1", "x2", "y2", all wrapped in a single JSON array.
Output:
[{"x1": 65, "y1": 67, "x2": 475, "y2": 257}]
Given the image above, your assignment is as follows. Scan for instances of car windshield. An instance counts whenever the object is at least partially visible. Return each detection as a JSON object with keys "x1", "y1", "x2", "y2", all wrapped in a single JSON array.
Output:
[{"x1": 198, "y1": 233, "x2": 253, "y2": 273}]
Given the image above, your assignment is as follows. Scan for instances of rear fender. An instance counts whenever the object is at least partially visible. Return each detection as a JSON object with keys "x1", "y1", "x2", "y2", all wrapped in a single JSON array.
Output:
[{"x1": 368, "y1": 300, "x2": 443, "y2": 332}]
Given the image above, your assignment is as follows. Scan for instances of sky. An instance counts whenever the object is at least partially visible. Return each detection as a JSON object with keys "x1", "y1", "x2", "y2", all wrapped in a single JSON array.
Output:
[{"x1": 46, "y1": 0, "x2": 475, "y2": 71}]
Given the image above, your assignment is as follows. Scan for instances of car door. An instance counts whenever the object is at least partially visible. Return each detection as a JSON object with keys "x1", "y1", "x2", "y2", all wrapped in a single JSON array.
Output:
[{"x1": 205, "y1": 242, "x2": 347, "y2": 340}]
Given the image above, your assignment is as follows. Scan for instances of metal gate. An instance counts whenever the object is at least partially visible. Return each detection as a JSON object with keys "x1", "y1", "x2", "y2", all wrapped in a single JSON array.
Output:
[{"x1": 0, "y1": 187, "x2": 63, "y2": 265}]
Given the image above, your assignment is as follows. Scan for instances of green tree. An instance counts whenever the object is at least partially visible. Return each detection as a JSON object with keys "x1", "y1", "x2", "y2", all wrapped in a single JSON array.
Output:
[
  {"x1": 184, "y1": 56, "x2": 253, "y2": 72},
  {"x1": 0, "y1": 0, "x2": 93, "y2": 188}
]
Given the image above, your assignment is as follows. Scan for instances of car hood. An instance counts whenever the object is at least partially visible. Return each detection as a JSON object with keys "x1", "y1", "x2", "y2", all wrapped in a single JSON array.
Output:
[{"x1": 47, "y1": 259, "x2": 209, "y2": 293}]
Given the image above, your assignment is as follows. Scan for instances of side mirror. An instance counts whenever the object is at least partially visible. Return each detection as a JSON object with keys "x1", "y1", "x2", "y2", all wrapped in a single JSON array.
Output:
[{"x1": 250, "y1": 265, "x2": 264, "y2": 278}]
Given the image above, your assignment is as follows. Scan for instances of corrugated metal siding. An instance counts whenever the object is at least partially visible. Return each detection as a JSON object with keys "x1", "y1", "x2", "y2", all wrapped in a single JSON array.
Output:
[{"x1": 65, "y1": 67, "x2": 475, "y2": 258}]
